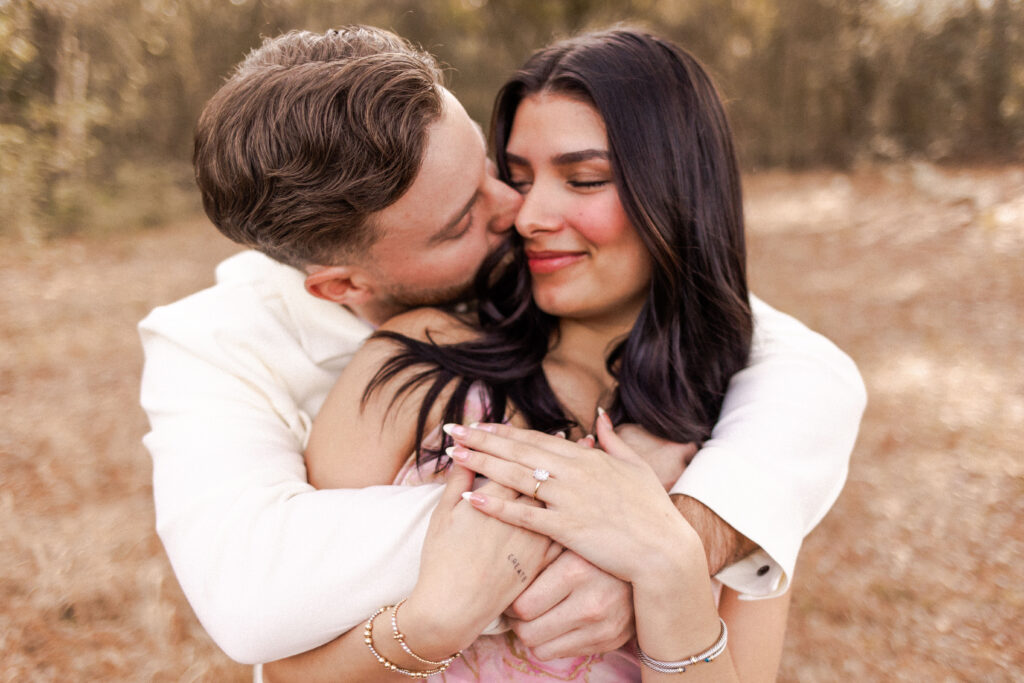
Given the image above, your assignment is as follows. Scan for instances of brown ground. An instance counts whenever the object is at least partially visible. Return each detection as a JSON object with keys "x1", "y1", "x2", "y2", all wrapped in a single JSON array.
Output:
[{"x1": 1, "y1": 165, "x2": 1021, "y2": 681}]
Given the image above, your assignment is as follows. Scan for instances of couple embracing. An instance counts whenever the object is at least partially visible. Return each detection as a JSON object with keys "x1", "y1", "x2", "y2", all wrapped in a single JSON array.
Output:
[{"x1": 140, "y1": 24, "x2": 866, "y2": 682}]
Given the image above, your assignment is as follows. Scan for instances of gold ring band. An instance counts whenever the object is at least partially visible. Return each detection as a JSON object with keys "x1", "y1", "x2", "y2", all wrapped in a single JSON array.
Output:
[{"x1": 533, "y1": 480, "x2": 543, "y2": 498}]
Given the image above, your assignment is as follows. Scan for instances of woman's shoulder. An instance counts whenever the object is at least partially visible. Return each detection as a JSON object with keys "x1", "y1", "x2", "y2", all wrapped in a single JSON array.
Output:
[{"x1": 375, "y1": 307, "x2": 481, "y2": 346}]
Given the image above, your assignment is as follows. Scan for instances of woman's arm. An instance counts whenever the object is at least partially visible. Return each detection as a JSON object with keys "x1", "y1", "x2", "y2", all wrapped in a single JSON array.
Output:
[
  {"x1": 265, "y1": 308, "x2": 558, "y2": 681},
  {"x1": 449, "y1": 415, "x2": 791, "y2": 681},
  {"x1": 265, "y1": 465, "x2": 559, "y2": 682},
  {"x1": 304, "y1": 307, "x2": 478, "y2": 489}
]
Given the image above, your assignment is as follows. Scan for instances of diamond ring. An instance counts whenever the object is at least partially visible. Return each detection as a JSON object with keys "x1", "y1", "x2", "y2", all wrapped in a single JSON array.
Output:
[{"x1": 532, "y1": 468, "x2": 550, "y2": 499}]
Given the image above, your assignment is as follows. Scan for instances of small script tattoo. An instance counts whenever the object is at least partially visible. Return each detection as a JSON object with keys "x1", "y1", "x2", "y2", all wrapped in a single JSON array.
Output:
[{"x1": 507, "y1": 553, "x2": 529, "y2": 584}]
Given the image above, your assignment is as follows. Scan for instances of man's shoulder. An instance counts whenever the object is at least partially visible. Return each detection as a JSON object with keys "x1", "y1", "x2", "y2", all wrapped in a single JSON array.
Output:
[
  {"x1": 139, "y1": 249, "x2": 373, "y2": 372},
  {"x1": 139, "y1": 252, "x2": 287, "y2": 338}
]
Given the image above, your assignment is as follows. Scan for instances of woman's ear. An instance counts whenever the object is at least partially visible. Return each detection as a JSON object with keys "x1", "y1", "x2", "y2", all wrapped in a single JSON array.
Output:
[{"x1": 303, "y1": 265, "x2": 377, "y2": 307}]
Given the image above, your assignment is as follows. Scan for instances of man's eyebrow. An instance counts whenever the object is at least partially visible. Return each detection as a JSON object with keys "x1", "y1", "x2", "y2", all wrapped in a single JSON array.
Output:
[
  {"x1": 505, "y1": 149, "x2": 609, "y2": 167},
  {"x1": 427, "y1": 191, "x2": 480, "y2": 245}
]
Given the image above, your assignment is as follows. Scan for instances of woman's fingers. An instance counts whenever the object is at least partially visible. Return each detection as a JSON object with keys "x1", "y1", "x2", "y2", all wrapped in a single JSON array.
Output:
[
  {"x1": 439, "y1": 462, "x2": 476, "y2": 508},
  {"x1": 448, "y1": 445, "x2": 549, "y2": 499},
  {"x1": 594, "y1": 410, "x2": 645, "y2": 466},
  {"x1": 474, "y1": 476, "x2": 523, "y2": 501},
  {"x1": 465, "y1": 490, "x2": 556, "y2": 538},
  {"x1": 444, "y1": 422, "x2": 580, "y2": 461}
]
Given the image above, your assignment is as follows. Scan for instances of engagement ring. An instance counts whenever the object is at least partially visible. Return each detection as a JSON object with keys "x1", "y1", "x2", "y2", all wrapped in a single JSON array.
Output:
[{"x1": 532, "y1": 468, "x2": 550, "y2": 499}]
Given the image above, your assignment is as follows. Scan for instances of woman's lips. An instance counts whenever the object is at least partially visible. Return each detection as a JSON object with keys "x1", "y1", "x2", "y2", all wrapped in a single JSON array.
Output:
[{"x1": 525, "y1": 250, "x2": 586, "y2": 274}]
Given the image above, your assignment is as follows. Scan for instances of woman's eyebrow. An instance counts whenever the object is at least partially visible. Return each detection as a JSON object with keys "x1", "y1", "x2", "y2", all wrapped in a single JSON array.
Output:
[
  {"x1": 505, "y1": 150, "x2": 609, "y2": 167},
  {"x1": 551, "y1": 149, "x2": 609, "y2": 165},
  {"x1": 504, "y1": 152, "x2": 529, "y2": 167}
]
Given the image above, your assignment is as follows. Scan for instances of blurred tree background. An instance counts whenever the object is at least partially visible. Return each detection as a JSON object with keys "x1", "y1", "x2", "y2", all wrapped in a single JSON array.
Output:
[{"x1": 1, "y1": 0, "x2": 1022, "y2": 241}]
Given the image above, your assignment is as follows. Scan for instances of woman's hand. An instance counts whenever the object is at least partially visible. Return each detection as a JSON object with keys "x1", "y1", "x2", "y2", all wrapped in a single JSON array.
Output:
[
  {"x1": 397, "y1": 463, "x2": 561, "y2": 659},
  {"x1": 613, "y1": 423, "x2": 696, "y2": 490},
  {"x1": 445, "y1": 412, "x2": 707, "y2": 587}
]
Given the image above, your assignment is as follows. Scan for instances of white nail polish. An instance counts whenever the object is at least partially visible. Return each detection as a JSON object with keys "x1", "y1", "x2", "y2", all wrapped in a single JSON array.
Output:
[
  {"x1": 461, "y1": 491, "x2": 474, "y2": 501},
  {"x1": 597, "y1": 406, "x2": 606, "y2": 417},
  {"x1": 445, "y1": 445, "x2": 455, "y2": 456},
  {"x1": 442, "y1": 423, "x2": 457, "y2": 435}
]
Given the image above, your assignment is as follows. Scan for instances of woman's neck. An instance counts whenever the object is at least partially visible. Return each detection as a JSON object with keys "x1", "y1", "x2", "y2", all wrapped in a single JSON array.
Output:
[{"x1": 543, "y1": 316, "x2": 634, "y2": 435}]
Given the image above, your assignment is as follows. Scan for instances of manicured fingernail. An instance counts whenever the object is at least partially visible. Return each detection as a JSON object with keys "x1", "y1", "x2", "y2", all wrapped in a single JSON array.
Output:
[
  {"x1": 461, "y1": 491, "x2": 487, "y2": 505},
  {"x1": 597, "y1": 406, "x2": 606, "y2": 417},
  {"x1": 554, "y1": 431, "x2": 567, "y2": 439},
  {"x1": 443, "y1": 423, "x2": 468, "y2": 438},
  {"x1": 446, "y1": 445, "x2": 469, "y2": 461},
  {"x1": 470, "y1": 422, "x2": 497, "y2": 433}
]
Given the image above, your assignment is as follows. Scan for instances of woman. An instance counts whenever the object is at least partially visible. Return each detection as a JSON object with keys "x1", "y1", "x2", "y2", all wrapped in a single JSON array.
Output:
[{"x1": 265, "y1": 27, "x2": 788, "y2": 682}]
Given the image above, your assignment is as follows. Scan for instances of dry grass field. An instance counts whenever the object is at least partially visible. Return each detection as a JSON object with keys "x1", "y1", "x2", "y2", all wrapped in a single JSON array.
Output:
[{"x1": 1, "y1": 166, "x2": 1021, "y2": 681}]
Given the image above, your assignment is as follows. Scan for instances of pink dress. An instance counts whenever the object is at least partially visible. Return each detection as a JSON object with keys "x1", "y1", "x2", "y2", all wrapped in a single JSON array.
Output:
[{"x1": 391, "y1": 388, "x2": 642, "y2": 682}]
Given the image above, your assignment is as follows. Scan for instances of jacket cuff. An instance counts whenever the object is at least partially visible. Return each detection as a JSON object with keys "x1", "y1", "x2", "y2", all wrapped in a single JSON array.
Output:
[{"x1": 669, "y1": 447, "x2": 803, "y2": 598}]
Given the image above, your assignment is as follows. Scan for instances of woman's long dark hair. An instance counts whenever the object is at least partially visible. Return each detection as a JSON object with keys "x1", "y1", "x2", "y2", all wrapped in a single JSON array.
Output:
[{"x1": 368, "y1": 27, "x2": 753, "y2": 469}]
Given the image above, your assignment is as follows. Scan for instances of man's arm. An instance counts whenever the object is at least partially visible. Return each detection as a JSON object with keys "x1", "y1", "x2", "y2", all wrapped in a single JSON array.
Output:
[
  {"x1": 508, "y1": 296, "x2": 864, "y2": 657},
  {"x1": 140, "y1": 297, "x2": 440, "y2": 664},
  {"x1": 669, "y1": 295, "x2": 867, "y2": 596},
  {"x1": 673, "y1": 494, "x2": 757, "y2": 574}
]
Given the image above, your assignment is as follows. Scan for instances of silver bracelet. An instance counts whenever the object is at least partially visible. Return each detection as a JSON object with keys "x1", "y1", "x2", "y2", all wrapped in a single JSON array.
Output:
[{"x1": 634, "y1": 618, "x2": 728, "y2": 674}]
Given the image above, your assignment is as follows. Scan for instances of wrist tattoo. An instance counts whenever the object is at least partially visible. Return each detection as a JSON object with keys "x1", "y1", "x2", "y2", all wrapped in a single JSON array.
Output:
[{"x1": 507, "y1": 553, "x2": 529, "y2": 584}]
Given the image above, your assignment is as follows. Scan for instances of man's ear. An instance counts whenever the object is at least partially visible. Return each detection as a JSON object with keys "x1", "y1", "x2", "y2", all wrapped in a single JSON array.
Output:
[{"x1": 303, "y1": 265, "x2": 377, "y2": 306}]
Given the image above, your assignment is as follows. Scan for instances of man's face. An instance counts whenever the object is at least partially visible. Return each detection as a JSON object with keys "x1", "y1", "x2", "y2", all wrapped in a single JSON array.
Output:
[{"x1": 360, "y1": 89, "x2": 522, "y2": 321}]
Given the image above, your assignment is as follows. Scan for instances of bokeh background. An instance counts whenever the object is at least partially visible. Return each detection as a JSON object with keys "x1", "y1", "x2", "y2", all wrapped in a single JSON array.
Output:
[{"x1": 1, "y1": 0, "x2": 1022, "y2": 680}]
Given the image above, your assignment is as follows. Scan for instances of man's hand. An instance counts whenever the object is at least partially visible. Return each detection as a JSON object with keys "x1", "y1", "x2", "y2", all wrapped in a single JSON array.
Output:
[
  {"x1": 504, "y1": 551, "x2": 634, "y2": 660},
  {"x1": 614, "y1": 423, "x2": 696, "y2": 490}
]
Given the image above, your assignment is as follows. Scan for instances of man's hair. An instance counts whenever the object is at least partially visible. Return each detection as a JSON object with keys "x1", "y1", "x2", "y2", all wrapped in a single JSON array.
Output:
[{"x1": 193, "y1": 26, "x2": 445, "y2": 267}]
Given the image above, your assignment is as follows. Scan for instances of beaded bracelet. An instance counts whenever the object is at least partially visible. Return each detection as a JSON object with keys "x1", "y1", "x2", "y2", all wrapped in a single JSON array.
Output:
[
  {"x1": 634, "y1": 618, "x2": 728, "y2": 674},
  {"x1": 363, "y1": 605, "x2": 459, "y2": 678},
  {"x1": 392, "y1": 599, "x2": 461, "y2": 668}
]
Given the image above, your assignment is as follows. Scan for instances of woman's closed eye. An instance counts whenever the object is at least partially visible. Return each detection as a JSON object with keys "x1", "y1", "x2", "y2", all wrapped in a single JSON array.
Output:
[
  {"x1": 508, "y1": 177, "x2": 608, "y2": 193},
  {"x1": 568, "y1": 178, "x2": 610, "y2": 190},
  {"x1": 508, "y1": 178, "x2": 532, "y2": 194}
]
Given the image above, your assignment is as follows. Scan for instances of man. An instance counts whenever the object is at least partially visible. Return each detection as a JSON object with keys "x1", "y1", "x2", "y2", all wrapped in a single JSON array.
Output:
[{"x1": 139, "y1": 25, "x2": 865, "y2": 671}]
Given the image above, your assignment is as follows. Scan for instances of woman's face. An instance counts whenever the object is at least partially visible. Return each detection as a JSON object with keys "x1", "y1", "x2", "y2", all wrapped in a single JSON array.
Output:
[{"x1": 505, "y1": 93, "x2": 653, "y2": 331}]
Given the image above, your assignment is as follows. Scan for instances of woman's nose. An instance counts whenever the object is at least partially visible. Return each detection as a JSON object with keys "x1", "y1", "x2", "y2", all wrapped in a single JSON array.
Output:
[{"x1": 514, "y1": 183, "x2": 562, "y2": 239}]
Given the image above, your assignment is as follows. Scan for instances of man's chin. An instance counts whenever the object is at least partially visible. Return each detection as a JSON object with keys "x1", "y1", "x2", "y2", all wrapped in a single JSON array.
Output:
[{"x1": 383, "y1": 280, "x2": 477, "y2": 317}]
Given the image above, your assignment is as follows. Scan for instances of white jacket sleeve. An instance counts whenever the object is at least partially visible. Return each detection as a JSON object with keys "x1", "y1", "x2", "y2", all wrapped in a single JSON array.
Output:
[
  {"x1": 140, "y1": 309, "x2": 442, "y2": 664},
  {"x1": 669, "y1": 296, "x2": 867, "y2": 597}
]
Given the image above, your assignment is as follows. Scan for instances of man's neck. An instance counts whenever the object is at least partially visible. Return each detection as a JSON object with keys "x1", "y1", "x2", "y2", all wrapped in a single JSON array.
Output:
[{"x1": 342, "y1": 300, "x2": 401, "y2": 328}]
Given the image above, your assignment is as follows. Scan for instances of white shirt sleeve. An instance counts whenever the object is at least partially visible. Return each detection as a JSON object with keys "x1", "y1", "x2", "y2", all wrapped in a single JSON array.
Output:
[
  {"x1": 669, "y1": 295, "x2": 867, "y2": 598},
  {"x1": 140, "y1": 302, "x2": 442, "y2": 664}
]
